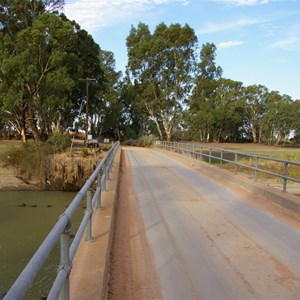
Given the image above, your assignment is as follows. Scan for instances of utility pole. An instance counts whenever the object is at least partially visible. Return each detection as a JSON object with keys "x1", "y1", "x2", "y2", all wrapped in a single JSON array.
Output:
[{"x1": 80, "y1": 78, "x2": 96, "y2": 145}]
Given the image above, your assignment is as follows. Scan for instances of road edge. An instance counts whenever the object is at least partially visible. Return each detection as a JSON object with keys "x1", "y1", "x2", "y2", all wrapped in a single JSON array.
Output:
[{"x1": 154, "y1": 148, "x2": 300, "y2": 215}]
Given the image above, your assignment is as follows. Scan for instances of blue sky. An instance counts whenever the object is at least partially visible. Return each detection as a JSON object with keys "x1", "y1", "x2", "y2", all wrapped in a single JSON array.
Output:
[{"x1": 64, "y1": 0, "x2": 300, "y2": 100}]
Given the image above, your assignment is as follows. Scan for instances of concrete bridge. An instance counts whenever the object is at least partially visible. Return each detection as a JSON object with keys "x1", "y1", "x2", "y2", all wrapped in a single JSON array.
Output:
[{"x1": 70, "y1": 146, "x2": 300, "y2": 299}]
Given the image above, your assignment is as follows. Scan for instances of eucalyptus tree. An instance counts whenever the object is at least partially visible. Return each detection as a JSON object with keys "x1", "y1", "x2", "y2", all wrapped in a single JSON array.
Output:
[
  {"x1": 126, "y1": 22, "x2": 197, "y2": 141},
  {"x1": 262, "y1": 92, "x2": 298, "y2": 145},
  {"x1": 91, "y1": 50, "x2": 122, "y2": 139},
  {"x1": 244, "y1": 84, "x2": 269, "y2": 143},
  {"x1": 188, "y1": 43, "x2": 222, "y2": 142},
  {"x1": 119, "y1": 74, "x2": 153, "y2": 139},
  {"x1": 0, "y1": 1, "x2": 108, "y2": 141},
  {"x1": 212, "y1": 78, "x2": 244, "y2": 142},
  {"x1": 0, "y1": 11, "x2": 77, "y2": 141}
]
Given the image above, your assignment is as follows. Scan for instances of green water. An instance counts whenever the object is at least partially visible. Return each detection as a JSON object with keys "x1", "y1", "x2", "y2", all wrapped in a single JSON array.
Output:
[{"x1": 0, "y1": 191, "x2": 83, "y2": 299}]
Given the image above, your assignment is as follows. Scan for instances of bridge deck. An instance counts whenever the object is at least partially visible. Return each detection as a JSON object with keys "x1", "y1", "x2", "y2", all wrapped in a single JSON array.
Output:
[
  {"x1": 71, "y1": 147, "x2": 300, "y2": 299},
  {"x1": 109, "y1": 147, "x2": 300, "y2": 299}
]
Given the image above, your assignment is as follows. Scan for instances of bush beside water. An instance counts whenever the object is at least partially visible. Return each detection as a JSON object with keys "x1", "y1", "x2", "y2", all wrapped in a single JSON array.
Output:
[{"x1": 0, "y1": 133, "x2": 104, "y2": 191}]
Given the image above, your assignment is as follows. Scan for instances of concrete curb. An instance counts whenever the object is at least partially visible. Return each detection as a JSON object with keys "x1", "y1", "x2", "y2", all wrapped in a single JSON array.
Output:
[
  {"x1": 155, "y1": 148, "x2": 300, "y2": 215},
  {"x1": 100, "y1": 149, "x2": 122, "y2": 299},
  {"x1": 69, "y1": 148, "x2": 121, "y2": 300}
]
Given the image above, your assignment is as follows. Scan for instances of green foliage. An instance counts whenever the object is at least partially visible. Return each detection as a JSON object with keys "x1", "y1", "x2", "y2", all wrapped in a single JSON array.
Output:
[
  {"x1": 101, "y1": 144, "x2": 112, "y2": 151},
  {"x1": 137, "y1": 135, "x2": 156, "y2": 147},
  {"x1": 1, "y1": 132, "x2": 71, "y2": 180},
  {"x1": 2, "y1": 141, "x2": 49, "y2": 180},
  {"x1": 123, "y1": 135, "x2": 156, "y2": 147},
  {"x1": 80, "y1": 147, "x2": 89, "y2": 157},
  {"x1": 126, "y1": 22, "x2": 198, "y2": 141},
  {"x1": 0, "y1": 1, "x2": 122, "y2": 143},
  {"x1": 123, "y1": 139, "x2": 137, "y2": 146},
  {"x1": 0, "y1": 5, "x2": 78, "y2": 141},
  {"x1": 124, "y1": 127, "x2": 138, "y2": 140},
  {"x1": 46, "y1": 132, "x2": 71, "y2": 153}
]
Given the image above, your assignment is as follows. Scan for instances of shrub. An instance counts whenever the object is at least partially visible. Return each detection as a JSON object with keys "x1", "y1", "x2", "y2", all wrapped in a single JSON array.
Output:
[
  {"x1": 137, "y1": 135, "x2": 156, "y2": 147},
  {"x1": 80, "y1": 147, "x2": 89, "y2": 157},
  {"x1": 2, "y1": 141, "x2": 48, "y2": 180},
  {"x1": 46, "y1": 132, "x2": 71, "y2": 153},
  {"x1": 102, "y1": 144, "x2": 112, "y2": 151}
]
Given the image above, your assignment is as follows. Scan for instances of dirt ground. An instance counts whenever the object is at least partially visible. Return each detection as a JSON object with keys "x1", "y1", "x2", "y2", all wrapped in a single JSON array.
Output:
[
  {"x1": 0, "y1": 160, "x2": 40, "y2": 190},
  {"x1": 107, "y1": 150, "x2": 163, "y2": 300},
  {"x1": 0, "y1": 139, "x2": 105, "y2": 191}
]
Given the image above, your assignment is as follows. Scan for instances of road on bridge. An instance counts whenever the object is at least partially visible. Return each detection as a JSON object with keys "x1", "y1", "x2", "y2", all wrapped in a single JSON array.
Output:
[{"x1": 107, "y1": 147, "x2": 300, "y2": 299}]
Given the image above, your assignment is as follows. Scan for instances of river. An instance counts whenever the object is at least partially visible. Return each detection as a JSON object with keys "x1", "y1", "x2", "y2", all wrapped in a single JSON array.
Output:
[{"x1": 0, "y1": 191, "x2": 83, "y2": 299}]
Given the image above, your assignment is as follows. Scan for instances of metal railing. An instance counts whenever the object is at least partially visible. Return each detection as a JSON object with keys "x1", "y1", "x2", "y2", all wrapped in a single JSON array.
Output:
[
  {"x1": 155, "y1": 141, "x2": 300, "y2": 193},
  {"x1": 4, "y1": 141, "x2": 120, "y2": 300}
]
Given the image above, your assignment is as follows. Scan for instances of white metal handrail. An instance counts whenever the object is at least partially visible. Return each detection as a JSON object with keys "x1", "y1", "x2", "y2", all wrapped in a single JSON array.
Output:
[
  {"x1": 4, "y1": 141, "x2": 120, "y2": 300},
  {"x1": 156, "y1": 141, "x2": 300, "y2": 192}
]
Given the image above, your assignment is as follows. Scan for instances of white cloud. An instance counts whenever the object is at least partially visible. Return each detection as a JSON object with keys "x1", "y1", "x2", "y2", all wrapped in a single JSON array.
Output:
[
  {"x1": 271, "y1": 37, "x2": 299, "y2": 51},
  {"x1": 212, "y1": 0, "x2": 269, "y2": 6},
  {"x1": 64, "y1": 0, "x2": 189, "y2": 33},
  {"x1": 270, "y1": 23, "x2": 300, "y2": 51},
  {"x1": 197, "y1": 17, "x2": 262, "y2": 34},
  {"x1": 217, "y1": 40, "x2": 244, "y2": 49}
]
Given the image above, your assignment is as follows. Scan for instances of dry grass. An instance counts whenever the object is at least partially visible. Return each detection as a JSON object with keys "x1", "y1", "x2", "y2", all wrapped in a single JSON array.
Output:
[
  {"x1": 0, "y1": 139, "x2": 106, "y2": 191},
  {"x1": 192, "y1": 143, "x2": 300, "y2": 182}
]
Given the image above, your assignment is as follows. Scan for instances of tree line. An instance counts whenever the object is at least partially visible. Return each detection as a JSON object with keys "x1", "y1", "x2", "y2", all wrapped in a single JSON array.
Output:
[
  {"x1": 1, "y1": 2, "x2": 299, "y2": 145},
  {"x1": 124, "y1": 23, "x2": 300, "y2": 145}
]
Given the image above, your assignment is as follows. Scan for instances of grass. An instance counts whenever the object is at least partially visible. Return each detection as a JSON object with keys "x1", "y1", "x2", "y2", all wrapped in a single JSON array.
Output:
[
  {"x1": 190, "y1": 143, "x2": 300, "y2": 181},
  {"x1": 0, "y1": 140, "x2": 22, "y2": 155}
]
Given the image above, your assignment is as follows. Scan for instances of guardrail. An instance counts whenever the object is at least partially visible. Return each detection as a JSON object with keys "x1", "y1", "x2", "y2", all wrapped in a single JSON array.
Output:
[
  {"x1": 4, "y1": 141, "x2": 120, "y2": 300},
  {"x1": 155, "y1": 141, "x2": 300, "y2": 193}
]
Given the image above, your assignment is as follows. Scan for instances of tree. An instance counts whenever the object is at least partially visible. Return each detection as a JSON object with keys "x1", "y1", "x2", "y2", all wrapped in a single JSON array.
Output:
[
  {"x1": 0, "y1": 2, "x2": 112, "y2": 142},
  {"x1": 0, "y1": 12, "x2": 77, "y2": 141},
  {"x1": 126, "y1": 22, "x2": 197, "y2": 141},
  {"x1": 119, "y1": 74, "x2": 152, "y2": 140},
  {"x1": 244, "y1": 84, "x2": 269, "y2": 143},
  {"x1": 188, "y1": 43, "x2": 222, "y2": 142},
  {"x1": 263, "y1": 92, "x2": 298, "y2": 145},
  {"x1": 91, "y1": 49, "x2": 122, "y2": 139},
  {"x1": 212, "y1": 79, "x2": 244, "y2": 142}
]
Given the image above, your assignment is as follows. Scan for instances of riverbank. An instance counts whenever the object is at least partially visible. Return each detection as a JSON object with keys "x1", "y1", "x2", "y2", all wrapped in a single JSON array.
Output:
[
  {"x1": 0, "y1": 140, "x2": 105, "y2": 191},
  {"x1": 0, "y1": 161, "x2": 40, "y2": 191}
]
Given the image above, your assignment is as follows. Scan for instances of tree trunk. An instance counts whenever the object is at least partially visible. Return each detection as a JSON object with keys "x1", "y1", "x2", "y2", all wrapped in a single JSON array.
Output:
[
  {"x1": 251, "y1": 125, "x2": 257, "y2": 143},
  {"x1": 20, "y1": 127, "x2": 27, "y2": 143},
  {"x1": 153, "y1": 117, "x2": 163, "y2": 140},
  {"x1": 145, "y1": 102, "x2": 163, "y2": 140},
  {"x1": 27, "y1": 113, "x2": 40, "y2": 141}
]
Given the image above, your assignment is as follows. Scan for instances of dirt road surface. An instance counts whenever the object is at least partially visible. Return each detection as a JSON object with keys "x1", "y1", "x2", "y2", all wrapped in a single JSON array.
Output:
[{"x1": 108, "y1": 147, "x2": 300, "y2": 299}]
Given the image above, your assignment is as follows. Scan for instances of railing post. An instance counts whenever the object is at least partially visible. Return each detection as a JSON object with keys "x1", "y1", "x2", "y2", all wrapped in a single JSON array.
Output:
[
  {"x1": 103, "y1": 160, "x2": 108, "y2": 190},
  {"x1": 60, "y1": 222, "x2": 71, "y2": 300},
  {"x1": 96, "y1": 172, "x2": 102, "y2": 209},
  {"x1": 193, "y1": 144, "x2": 195, "y2": 158},
  {"x1": 220, "y1": 150, "x2": 223, "y2": 167},
  {"x1": 283, "y1": 162, "x2": 288, "y2": 192},
  {"x1": 200, "y1": 146, "x2": 203, "y2": 160},
  {"x1": 105, "y1": 153, "x2": 111, "y2": 181},
  {"x1": 254, "y1": 156, "x2": 258, "y2": 182},
  {"x1": 234, "y1": 153, "x2": 238, "y2": 174},
  {"x1": 85, "y1": 189, "x2": 93, "y2": 242},
  {"x1": 209, "y1": 148, "x2": 212, "y2": 164}
]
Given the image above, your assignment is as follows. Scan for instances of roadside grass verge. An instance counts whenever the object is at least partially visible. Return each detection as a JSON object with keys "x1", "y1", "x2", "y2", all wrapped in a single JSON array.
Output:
[{"x1": 198, "y1": 145, "x2": 300, "y2": 182}]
